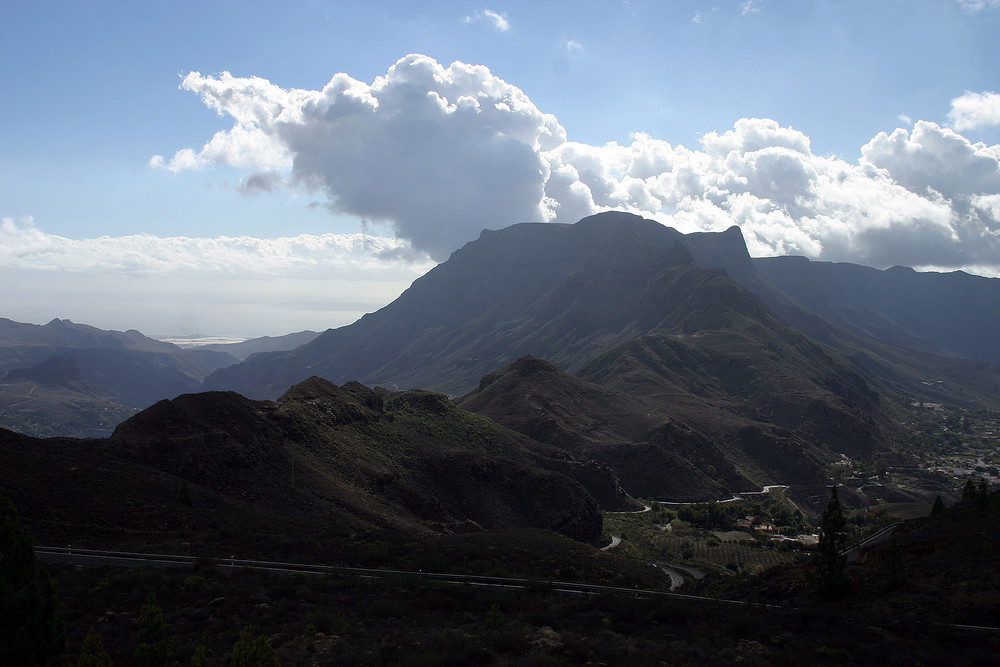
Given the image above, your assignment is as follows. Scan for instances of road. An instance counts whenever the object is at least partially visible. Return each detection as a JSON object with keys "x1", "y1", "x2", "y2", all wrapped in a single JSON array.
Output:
[
  {"x1": 35, "y1": 545, "x2": 776, "y2": 608},
  {"x1": 842, "y1": 523, "x2": 900, "y2": 562},
  {"x1": 600, "y1": 535, "x2": 622, "y2": 551}
]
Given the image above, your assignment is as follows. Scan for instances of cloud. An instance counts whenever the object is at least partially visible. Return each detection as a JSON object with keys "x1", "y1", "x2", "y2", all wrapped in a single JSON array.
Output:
[
  {"x1": 541, "y1": 117, "x2": 1000, "y2": 271},
  {"x1": 463, "y1": 9, "x2": 510, "y2": 31},
  {"x1": 955, "y1": 0, "x2": 1000, "y2": 11},
  {"x1": 158, "y1": 55, "x2": 1000, "y2": 275},
  {"x1": 564, "y1": 39, "x2": 583, "y2": 53},
  {"x1": 741, "y1": 1, "x2": 763, "y2": 15},
  {"x1": 948, "y1": 91, "x2": 1000, "y2": 131},
  {"x1": 0, "y1": 217, "x2": 435, "y2": 337},
  {"x1": 159, "y1": 55, "x2": 563, "y2": 260},
  {"x1": 0, "y1": 216, "x2": 432, "y2": 278}
]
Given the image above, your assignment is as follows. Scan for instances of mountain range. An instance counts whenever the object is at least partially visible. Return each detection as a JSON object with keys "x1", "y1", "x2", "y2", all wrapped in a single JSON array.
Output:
[
  {"x1": 3, "y1": 211, "x2": 1000, "y2": 544},
  {"x1": 191, "y1": 211, "x2": 999, "y2": 499},
  {"x1": 203, "y1": 212, "x2": 1000, "y2": 405},
  {"x1": 0, "y1": 374, "x2": 615, "y2": 559},
  {"x1": 0, "y1": 320, "x2": 317, "y2": 437}
]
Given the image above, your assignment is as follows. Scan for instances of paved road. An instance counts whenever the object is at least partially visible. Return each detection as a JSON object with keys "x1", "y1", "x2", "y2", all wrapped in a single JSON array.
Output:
[
  {"x1": 35, "y1": 546, "x2": 777, "y2": 608},
  {"x1": 600, "y1": 535, "x2": 622, "y2": 551},
  {"x1": 842, "y1": 523, "x2": 900, "y2": 562}
]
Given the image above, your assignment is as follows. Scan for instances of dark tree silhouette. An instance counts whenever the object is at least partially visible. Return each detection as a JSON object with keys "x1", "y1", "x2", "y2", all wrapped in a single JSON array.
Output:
[
  {"x1": 0, "y1": 494, "x2": 66, "y2": 666},
  {"x1": 810, "y1": 486, "x2": 848, "y2": 598},
  {"x1": 78, "y1": 627, "x2": 114, "y2": 667}
]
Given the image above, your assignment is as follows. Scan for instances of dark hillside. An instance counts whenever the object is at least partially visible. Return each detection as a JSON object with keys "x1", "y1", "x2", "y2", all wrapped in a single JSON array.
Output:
[{"x1": 0, "y1": 377, "x2": 607, "y2": 557}]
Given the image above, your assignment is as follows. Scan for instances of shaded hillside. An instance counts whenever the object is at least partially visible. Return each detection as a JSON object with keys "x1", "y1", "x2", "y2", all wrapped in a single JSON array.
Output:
[
  {"x1": 202, "y1": 212, "x2": 767, "y2": 398},
  {"x1": 0, "y1": 356, "x2": 138, "y2": 438},
  {"x1": 458, "y1": 340, "x2": 885, "y2": 500},
  {"x1": 0, "y1": 377, "x2": 608, "y2": 556},
  {"x1": 195, "y1": 329, "x2": 320, "y2": 361},
  {"x1": 0, "y1": 318, "x2": 238, "y2": 437},
  {"x1": 457, "y1": 355, "x2": 730, "y2": 500},
  {"x1": 201, "y1": 212, "x2": 907, "y2": 493},
  {"x1": 754, "y1": 256, "x2": 1000, "y2": 365},
  {"x1": 203, "y1": 211, "x2": 1000, "y2": 416}
]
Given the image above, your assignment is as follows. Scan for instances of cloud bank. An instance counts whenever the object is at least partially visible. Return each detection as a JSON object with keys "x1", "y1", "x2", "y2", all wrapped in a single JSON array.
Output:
[
  {"x1": 0, "y1": 216, "x2": 430, "y2": 277},
  {"x1": 154, "y1": 54, "x2": 1000, "y2": 274},
  {"x1": 0, "y1": 217, "x2": 432, "y2": 336}
]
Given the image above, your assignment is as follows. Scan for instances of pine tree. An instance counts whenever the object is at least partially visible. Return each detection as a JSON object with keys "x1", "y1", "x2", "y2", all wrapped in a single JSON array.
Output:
[
  {"x1": 78, "y1": 627, "x2": 114, "y2": 667},
  {"x1": 810, "y1": 486, "x2": 848, "y2": 598},
  {"x1": 882, "y1": 537, "x2": 907, "y2": 590},
  {"x1": 230, "y1": 625, "x2": 280, "y2": 667},
  {"x1": 133, "y1": 594, "x2": 179, "y2": 667},
  {"x1": 931, "y1": 494, "x2": 946, "y2": 515},
  {"x1": 0, "y1": 494, "x2": 67, "y2": 666},
  {"x1": 961, "y1": 477, "x2": 979, "y2": 503}
]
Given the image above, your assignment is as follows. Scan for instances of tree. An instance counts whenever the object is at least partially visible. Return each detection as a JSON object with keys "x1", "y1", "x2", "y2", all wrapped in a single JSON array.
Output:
[
  {"x1": 931, "y1": 494, "x2": 946, "y2": 515},
  {"x1": 78, "y1": 627, "x2": 114, "y2": 667},
  {"x1": 0, "y1": 493, "x2": 66, "y2": 666},
  {"x1": 882, "y1": 537, "x2": 907, "y2": 590},
  {"x1": 230, "y1": 625, "x2": 280, "y2": 667},
  {"x1": 961, "y1": 477, "x2": 979, "y2": 503},
  {"x1": 810, "y1": 486, "x2": 848, "y2": 598},
  {"x1": 133, "y1": 594, "x2": 179, "y2": 667}
]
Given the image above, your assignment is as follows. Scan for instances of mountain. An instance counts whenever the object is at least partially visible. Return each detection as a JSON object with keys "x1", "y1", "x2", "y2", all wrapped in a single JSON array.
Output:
[
  {"x1": 190, "y1": 330, "x2": 321, "y2": 361},
  {"x1": 199, "y1": 212, "x2": 921, "y2": 494},
  {"x1": 201, "y1": 213, "x2": 796, "y2": 397},
  {"x1": 203, "y1": 212, "x2": 1000, "y2": 408},
  {"x1": 0, "y1": 318, "x2": 239, "y2": 436},
  {"x1": 0, "y1": 356, "x2": 139, "y2": 438},
  {"x1": 0, "y1": 319, "x2": 237, "y2": 400},
  {"x1": 753, "y1": 256, "x2": 1000, "y2": 365},
  {"x1": 0, "y1": 376, "x2": 607, "y2": 554}
]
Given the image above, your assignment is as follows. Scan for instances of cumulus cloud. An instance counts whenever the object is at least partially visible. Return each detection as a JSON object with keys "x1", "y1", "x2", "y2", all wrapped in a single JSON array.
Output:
[
  {"x1": 539, "y1": 117, "x2": 1000, "y2": 270},
  {"x1": 156, "y1": 55, "x2": 561, "y2": 260},
  {"x1": 949, "y1": 91, "x2": 1000, "y2": 131},
  {"x1": 157, "y1": 55, "x2": 1000, "y2": 274}
]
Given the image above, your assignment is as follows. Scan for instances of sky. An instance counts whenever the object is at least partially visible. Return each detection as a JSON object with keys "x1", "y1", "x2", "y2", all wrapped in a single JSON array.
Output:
[{"x1": 3, "y1": 0, "x2": 1000, "y2": 339}]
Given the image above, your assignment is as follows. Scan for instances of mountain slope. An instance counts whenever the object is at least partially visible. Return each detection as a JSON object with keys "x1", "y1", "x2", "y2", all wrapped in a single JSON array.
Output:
[
  {"x1": 201, "y1": 215, "x2": 773, "y2": 395},
  {"x1": 0, "y1": 377, "x2": 606, "y2": 551},
  {"x1": 0, "y1": 318, "x2": 237, "y2": 404},
  {"x1": 754, "y1": 256, "x2": 1000, "y2": 365},
  {"x1": 0, "y1": 318, "x2": 240, "y2": 436}
]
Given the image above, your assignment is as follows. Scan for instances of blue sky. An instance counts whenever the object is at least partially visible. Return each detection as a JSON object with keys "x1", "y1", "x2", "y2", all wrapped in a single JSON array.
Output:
[{"x1": 2, "y1": 1, "x2": 1000, "y2": 337}]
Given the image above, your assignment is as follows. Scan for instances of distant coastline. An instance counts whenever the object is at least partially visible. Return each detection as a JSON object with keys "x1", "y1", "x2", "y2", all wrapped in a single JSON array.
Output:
[{"x1": 156, "y1": 335, "x2": 248, "y2": 348}]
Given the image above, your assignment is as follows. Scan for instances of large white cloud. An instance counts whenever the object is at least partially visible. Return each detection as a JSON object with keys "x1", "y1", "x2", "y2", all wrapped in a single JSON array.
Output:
[
  {"x1": 156, "y1": 55, "x2": 564, "y2": 260},
  {"x1": 156, "y1": 56, "x2": 1000, "y2": 274}
]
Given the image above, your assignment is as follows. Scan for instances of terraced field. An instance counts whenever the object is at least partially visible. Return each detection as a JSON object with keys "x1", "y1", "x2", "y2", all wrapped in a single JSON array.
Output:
[{"x1": 655, "y1": 534, "x2": 798, "y2": 573}]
